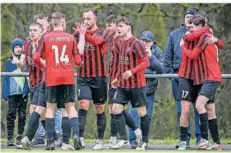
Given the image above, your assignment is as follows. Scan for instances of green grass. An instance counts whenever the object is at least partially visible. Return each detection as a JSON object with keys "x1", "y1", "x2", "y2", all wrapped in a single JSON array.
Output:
[{"x1": 1, "y1": 138, "x2": 231, "y2": 153}]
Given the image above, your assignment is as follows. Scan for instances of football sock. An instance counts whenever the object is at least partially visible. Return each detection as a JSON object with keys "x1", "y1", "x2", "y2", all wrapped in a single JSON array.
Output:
[
  {"x1": 123, "y1": 110, "x2": 138, "y2": 131},
  {"x1": 62, "y1": 117, "x2": 71, "y2": 144},
  {"x1": 140, "y1": 114, "x2": 150, "y2": 143},
  {"x1": 46, "y1": 118, "x2": 55, "y2": 139},
  {"x1": 26, "y1": 111, "x2": 40, "y2": 141},
  {"x1": 180, "y1": 126, "x2": 188, "y2": 141},
  {"x1": 97, "y1": 112, "x2": 106, "y2": 140},
  {"x1": 209, "y1": 118, "x2": 220, "y2": 144},
  {"x1": 69, "y1": 117, "x2": 79, "y2": 136},
  {"x1": 115, "y1": 112, "x2": 127, "y2": 140},
  {"x1": 110, "y1": 114, "x2": 118, "y2": 137},
  {"x1": 199, "y1": 112, "x2": 209, "y2": 140},
  {"x1": 79, "y1": 109, "x2": 87, "y2": 137}
]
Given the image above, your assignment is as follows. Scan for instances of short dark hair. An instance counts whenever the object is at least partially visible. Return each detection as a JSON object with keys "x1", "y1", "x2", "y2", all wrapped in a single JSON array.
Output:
[
  {"x1": 105, "y1": 15, "x2": 118, "y2": 24},
  {"x1": 188, "y1": 13, "x2": 206, "y2": 27},
  {"x1": 117, "y1": 16, "x2": 134, "y2": 30},
  {"x1": 195, "y1": 11, "x2": 209, "y2": 23},
  {"x1": 84, "y1": 8, "x2": 97, "y2": 17},
  {"x1": 29, "y1": 22, "x2": 43, "y2": 30},
  {"x1": 33, "y1": 14, "x2": 47, "y2": 22}
]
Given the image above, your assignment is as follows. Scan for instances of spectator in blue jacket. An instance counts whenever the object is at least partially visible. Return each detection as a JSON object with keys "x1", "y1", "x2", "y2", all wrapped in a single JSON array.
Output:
[
  {"x1": 2, "y1": 38, "x2": 29, "y2": 146},
  {"x1": 128, "y1": 31, "x2": 164, "y2": 148},
  {"x1": 164, "y1": 8, "x2": 201, "y2": 148}
]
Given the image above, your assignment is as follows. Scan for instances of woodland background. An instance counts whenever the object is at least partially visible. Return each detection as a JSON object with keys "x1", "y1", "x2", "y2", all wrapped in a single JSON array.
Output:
[{"x1": 1, "y1": 3, "x2": 231, "y2": 139}]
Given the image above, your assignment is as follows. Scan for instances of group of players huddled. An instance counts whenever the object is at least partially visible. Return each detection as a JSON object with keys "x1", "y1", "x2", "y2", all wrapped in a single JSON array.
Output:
[{"x1": 6, "y1": 7, "x2": 224, "y2": 151}]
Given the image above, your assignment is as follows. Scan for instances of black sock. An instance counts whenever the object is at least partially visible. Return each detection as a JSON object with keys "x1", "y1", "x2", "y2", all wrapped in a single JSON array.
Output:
[
  {"x1": 69, "y1": 117, "x2": 79, "y2": 136},
  {"x1": 41, "y1": 120, "x2": 46, "y2": 130},
  {"x1": 62, "y1": 117, "x2": 71, "y2": 144},
  {"x1": 180, "y1": 126, "x2": 188, "y2": 141},
  {"x1": 97, "y1": 112, "x2": 106, "y2": 140},
  {"x1": 110, "y1": 114, "x2": 118, "y2": 137},
  {"x1": 140, "y1": 114, "x2": 150, "y2": 143},
  {"x1": 199, "y1": 113, "x2": 209, "y2": 140},
  {"x1": 123, "y1": 110, "x2": 138, "y2": 131},
  {"x1": 46, "y1": 118, "x2": 55, "y2": 139},
  {"x1": 79, "y1": 109, "x2": 87, "y2": 137},
  {"x1": 114, "y1": 113, "x2": 127, "y2": 140},
  {"x1": 26, "y1": 112, "x2": 40, "y2": 141},
  {"x1": 209, "y1": 118, "x2": 220, "y2": 144}
]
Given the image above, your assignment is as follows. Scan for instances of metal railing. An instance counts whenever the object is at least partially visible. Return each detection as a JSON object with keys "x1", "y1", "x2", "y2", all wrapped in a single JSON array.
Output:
[{"x1": 1, "y1": 72, "x2": 231, "y2": 79}]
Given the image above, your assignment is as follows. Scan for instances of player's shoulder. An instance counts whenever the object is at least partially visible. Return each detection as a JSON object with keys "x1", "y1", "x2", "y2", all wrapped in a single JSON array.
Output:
[{"x1": 132, "y1": 37, "x2": 142, "y2": 46}]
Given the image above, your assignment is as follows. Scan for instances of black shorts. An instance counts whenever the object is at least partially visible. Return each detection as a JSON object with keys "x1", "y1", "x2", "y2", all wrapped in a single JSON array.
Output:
[
  {"x1": 77, "y1": 77, "x2": 107, "y2": 104},
  {"x1": 37, "y1": 82, "x2": 46, "y2": 107},
  {"x1": 199, "y1": 80, "x2": 220, "y2": 103},
  {"x1": 113, "y1": 87, "x2": 146, "y2": 108},
  {"x1": 178, "y1": 78, "x2": 201, "y2": 103},
  {"x1": 30, "y1": 84, "x2": 40, "y2": 105},
  {"x1": 46, "y1": 84, "x2": 75, "y2": 108},
  {"x1": 108, "y1": 85, "x2": 116, "y2": 104}
]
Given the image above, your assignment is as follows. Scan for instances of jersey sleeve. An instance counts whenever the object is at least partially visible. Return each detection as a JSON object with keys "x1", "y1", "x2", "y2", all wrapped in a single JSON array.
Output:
[
  {"x1": 72, "y1": 37, "x2": 82, "y2": 66},
  {"x1": 133, "y1": 40, "x2": 147, "y2": 58}
]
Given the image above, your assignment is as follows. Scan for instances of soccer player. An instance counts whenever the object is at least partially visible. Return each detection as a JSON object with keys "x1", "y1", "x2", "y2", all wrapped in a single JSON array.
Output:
[
  {"x1": 181, "y1": 12, "x2": 223, "y2": 150},
  {"x1": 111, "y1": 16, "x2": 150, "y2": 150},
  {"x1": 103, "y1": 15, "x2": 141, "y2": 149},
  {"x1": 128, "y1": 30, "x2": 165, "y2": 148},
  {"x1": 19, "y1": 14, "x2": 50, "y2": 146},
  {"x1": 19, "y1": 22, "x2": 46, "y2": 150},
  {"x1": 33, "y1": 12, "x2": 82, "y2": 150},
  {"x1": 164, "y1": 8, "x2": 201, "y2": 148},
  {"x1": 72, "y1": 8, "x2": 108, "y2": 150}
]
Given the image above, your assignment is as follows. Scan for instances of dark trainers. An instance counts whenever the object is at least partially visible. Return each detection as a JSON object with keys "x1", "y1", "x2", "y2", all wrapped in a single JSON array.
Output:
[
  {"x1": 7, "y1": 138, "x2": 15, "y2": 146},
  {"x1": 16, "y1": 134, "x2": 23, "y2": 145},
  {"x1": 31, "y1": 138, "x2": 45, "y2": 146},
  {"x1": 73, "y1": 135, "x2": 82, "y2": 150},
  {"x1": 45, "y1": 139, "x2": 55, "y2": 150}
]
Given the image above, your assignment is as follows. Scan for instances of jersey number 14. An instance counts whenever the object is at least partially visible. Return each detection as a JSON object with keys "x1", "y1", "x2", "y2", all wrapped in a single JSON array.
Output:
[{"x1": 52, "y1": 45, "x2": 69, "y2": 65}]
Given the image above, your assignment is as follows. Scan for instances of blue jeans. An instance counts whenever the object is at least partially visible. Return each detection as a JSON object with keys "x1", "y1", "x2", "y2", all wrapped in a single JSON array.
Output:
[
  {"x1": 55, "y1": 109, "x2": 62, "y2": 135},
  {"x1": 34, "y1": 109, "x2": 62, "y2": 139},
  {"x1": 172, "y1": 79, "x2": 201, "y2": 144},
  {"x1": 34, "y1": 121, "x2": 45, "y2": 139},
  {"x1": 128, "y1": 94, "x2": 155, "y2": 143}
]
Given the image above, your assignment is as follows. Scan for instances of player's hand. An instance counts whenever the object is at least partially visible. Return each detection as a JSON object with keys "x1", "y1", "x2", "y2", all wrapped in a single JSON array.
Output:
[
  {"x1": 185, "y1": 31, "x2": 191, "y2": 35},
  {"x1": 146, "y1": 48, "x2": 152, "y2": 57},
  {"x1": 122, "y1": 70, "x2": 132, "y2": 80},
  {"x1": 204, "y1": 35, "x2": 218, "y2": 44},
  {"x1": 111, "y1": 78, "x2": 119, "y2": 88},
  {"x1": 72, "y1": 21, "x2": 81, "y2": 34},
  {"x1": 180, "y1": 38, "x2": 184, "y2": 47},
  {"x1": 76, "y1": 61, "x2": 84, "y2": 68},
  {"x1": 41, "y1": 59, "x2": 46, "y2": 67},
  {"x1": 79, "y1": 24, "x2": 87, "y2": 34},
  {"x1": 12, "y1": 55, "x2": 19, "y2": 64}
]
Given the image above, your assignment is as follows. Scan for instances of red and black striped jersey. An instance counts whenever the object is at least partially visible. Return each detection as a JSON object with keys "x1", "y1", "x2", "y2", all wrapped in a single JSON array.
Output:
[
  {"x1": 116, "y1": 36, "x2": 149, "y2": 89},
  {"x1": 182, "y1": 33, "x2": 222, "y2": 83},
  {"x1": 108, "y1": 36, "x2": 121, "y2": 83},
  {"x1": 179, "y1": 35, "x2": 207, "y2": 85},
  {"x1": 74, "y1": 28, "x2": 108, "y2": 78},
  {"x1": 23, "y1": 38, "x2": 43, "y2": 88}
]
